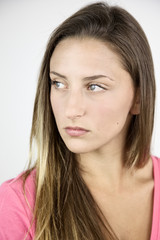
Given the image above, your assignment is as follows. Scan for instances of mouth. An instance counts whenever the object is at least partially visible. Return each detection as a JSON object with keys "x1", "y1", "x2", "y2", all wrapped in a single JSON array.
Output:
[{"x1": 64, "y1": 126, "x2": 89, "y2": 137}]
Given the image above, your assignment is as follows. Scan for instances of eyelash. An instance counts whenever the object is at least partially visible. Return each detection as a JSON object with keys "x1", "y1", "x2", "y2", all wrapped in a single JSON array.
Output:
[
  {"x1": 50, "y1": 80, "x2": 65, "y2": 89},
  {"x1": 50, "y1": 80, "x2": 107, "y2": 91},
  {"x1": 87, "y1": 83, "x2": 106, "y2": 91}
]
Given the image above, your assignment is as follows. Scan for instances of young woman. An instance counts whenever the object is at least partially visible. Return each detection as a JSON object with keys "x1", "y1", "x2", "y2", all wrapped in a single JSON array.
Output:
[{"x1": 0, "y1": 2, "x2": 159, "y2": 240}]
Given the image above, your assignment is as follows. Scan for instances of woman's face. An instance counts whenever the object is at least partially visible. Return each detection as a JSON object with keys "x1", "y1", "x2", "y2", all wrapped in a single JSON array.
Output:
[{"x1": 50, "y1": 38, "x2": 137, "y2": 155}]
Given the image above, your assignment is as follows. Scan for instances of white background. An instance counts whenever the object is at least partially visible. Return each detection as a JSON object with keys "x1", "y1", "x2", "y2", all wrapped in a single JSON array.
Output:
[{"x1": 0, "y1": 0, "x2": 160, "y2": 184}]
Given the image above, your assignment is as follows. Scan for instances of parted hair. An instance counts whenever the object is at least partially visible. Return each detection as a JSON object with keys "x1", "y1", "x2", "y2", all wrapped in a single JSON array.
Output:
[{"x1": 23, "y1": 2, "x2": 156, "y2": 239}]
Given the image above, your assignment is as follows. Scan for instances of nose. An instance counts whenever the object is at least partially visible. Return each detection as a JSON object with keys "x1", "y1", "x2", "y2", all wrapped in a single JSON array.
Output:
[{"x1": 65, "y1": 90, "x2": 86, "y2": 120}]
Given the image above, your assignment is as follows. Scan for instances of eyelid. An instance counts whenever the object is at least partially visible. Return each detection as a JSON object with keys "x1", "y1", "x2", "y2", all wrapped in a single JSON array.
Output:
[
  {"x1": 87, "y1": 83, "x2": 107, "y2": 90},
  {"x1": 50, "y1": 78, "x2": 65, "y2": 84},
  {"x1": 50, "y1": 79, "x2": 67, "y2": 89}
]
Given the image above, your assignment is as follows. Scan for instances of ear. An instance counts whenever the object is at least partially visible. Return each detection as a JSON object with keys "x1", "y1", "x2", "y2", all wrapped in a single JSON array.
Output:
[{"x1": 130, "y1": 89, "x2": 140, "y2": 115}]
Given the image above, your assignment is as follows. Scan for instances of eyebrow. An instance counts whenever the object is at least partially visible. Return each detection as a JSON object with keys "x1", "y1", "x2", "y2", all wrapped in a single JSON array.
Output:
[{"x1": 50, "y1": 71, "x2": 114, "y2": 81}]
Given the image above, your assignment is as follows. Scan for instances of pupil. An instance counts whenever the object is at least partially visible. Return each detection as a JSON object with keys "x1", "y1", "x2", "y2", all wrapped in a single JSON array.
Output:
[
  {"x1": 91, "y1": 85, "x2": 96, "y2": 90},
  {"x1": 56, "y1": 82, "x2": 60, "y2": 87}
]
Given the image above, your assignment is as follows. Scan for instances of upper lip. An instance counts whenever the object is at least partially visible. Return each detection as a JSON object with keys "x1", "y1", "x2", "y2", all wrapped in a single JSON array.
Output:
[{"x1": 65, "y1": 126, "x2": 89, "y2": 131}]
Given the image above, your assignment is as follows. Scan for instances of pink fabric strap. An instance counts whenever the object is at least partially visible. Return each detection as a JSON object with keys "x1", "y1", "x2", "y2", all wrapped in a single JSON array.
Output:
[{"x1": 150, "y1": 156, "x2": 160, "y2": 240}]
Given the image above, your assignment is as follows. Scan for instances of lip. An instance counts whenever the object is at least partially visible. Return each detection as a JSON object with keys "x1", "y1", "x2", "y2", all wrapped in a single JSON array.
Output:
[{"x1": 64, "y1": 126, "x2": 89, "y2": 137}]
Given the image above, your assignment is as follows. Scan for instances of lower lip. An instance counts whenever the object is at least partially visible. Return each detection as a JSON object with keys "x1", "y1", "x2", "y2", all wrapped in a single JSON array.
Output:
[{"x1": 65, "y1": 128, "x2": 89, "y2": 137}]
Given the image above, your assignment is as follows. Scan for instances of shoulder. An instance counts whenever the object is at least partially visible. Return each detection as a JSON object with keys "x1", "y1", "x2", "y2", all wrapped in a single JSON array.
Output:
[
  {"x1": 0, "y1": 168, "x2": 36, "y2": 211},
  {"x1": 152, "y1": 155, "x2": 160, "y2": 171},
  {"x1": 0, "y1": 169, "x2": 36, "y2": 240}
]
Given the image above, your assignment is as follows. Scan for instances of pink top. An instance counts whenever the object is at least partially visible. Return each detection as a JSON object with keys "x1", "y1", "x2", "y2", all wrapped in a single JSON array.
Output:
[
  {"x1": 0, "y1": 156, "x2": 160, "y2": 240},
  {"x1": 150, "y1": 156, "x2": 160, "y2": 240},
  {"x1": 0, "y1": 169, "x2": 36, "y2": 240}
]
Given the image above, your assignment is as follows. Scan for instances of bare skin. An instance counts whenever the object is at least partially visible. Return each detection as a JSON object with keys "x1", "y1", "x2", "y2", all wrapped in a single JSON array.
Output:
[{"x1": 82, "y1": 157, "x2": 154, "y2": 240}]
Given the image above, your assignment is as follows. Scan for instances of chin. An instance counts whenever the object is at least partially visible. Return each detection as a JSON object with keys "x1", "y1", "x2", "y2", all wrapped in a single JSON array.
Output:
[
  {"x1": 67, "y1": 147, "x2": 89, "y2": 154},
  {"x1": 65, "y1": 143, "x2": 91, "y2": 154}
]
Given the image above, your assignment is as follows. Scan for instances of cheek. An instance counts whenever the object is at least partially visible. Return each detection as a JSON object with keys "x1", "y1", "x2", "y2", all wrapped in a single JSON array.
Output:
[
  {"x1": 50, "y1": 93, "x2": 61, "y2": 120},
  {"x1": 92, "y1": 96, "x2": 133, "y2": 130}
]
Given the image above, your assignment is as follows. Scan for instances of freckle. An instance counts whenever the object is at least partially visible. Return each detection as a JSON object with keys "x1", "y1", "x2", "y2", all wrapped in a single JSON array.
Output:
[{"x1": 116, "y1": 122, "x2": 119, "y2": 125}]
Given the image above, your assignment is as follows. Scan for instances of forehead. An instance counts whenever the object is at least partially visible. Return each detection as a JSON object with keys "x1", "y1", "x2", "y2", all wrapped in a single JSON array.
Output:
[
  {"x1": 51, "y1": 38, "x2": 121, "y2": 60},
  {"x1": 50, "y1": 38, "x2": 123, "y2": 72}
]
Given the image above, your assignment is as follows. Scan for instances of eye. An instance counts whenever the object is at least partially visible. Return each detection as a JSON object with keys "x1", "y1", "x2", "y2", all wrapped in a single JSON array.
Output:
[
  {"x1": 88, "y1": 84, "x2": 106, "y2": 92},
  {"x1": 50, "y1": 80, "x2": 66, "y2": 89}
]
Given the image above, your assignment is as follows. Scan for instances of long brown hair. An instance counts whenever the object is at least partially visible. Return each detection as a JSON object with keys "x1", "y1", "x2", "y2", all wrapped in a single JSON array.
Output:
[{"x1": 24, "y1": 2, "x2": 156, "y2": 239}]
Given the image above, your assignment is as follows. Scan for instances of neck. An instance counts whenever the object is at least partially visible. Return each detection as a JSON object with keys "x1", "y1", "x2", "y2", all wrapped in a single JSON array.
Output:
[{"x1": 78, "y1": 150, "x2": 153, "y2": 193}]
